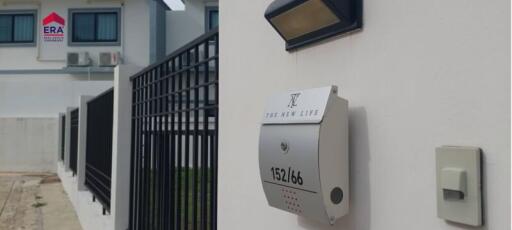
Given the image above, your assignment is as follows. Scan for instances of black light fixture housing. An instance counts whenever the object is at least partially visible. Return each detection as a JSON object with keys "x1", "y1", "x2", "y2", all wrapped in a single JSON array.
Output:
[{"x1": 265, "y1": 0, "x2": 363, "y2": 51}]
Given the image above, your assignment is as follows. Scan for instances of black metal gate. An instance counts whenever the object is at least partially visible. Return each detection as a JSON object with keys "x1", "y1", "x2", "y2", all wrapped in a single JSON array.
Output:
[
  {"x1": 129, "y1": 29, "x2": 219, "y2": 230},
  {"x1": 60, "y1": 115, "x2": 66, "y2": 161},
  {"x1": 70, "y1": 108, "x2": 79, "y2": 176},
  {"x1": 85, "y1": 88, "x2": 114, "y2": 211}
]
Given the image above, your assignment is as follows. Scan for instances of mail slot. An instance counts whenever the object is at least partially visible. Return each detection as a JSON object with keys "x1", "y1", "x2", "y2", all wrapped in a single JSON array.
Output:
[{"x1": 259, "y1": 86, "x2": 349, "y2": 225}]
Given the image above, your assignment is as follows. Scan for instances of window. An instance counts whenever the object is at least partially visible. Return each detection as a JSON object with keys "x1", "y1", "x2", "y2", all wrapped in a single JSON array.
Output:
[
  {"x1": 69, "y1": 9, "x2": 120, "y2": 46},
  {"x1": 205, "y1": 7, "x2": 219, "y2": 32},
  {"x1": 0, "y1": 11, "x2": 36, "y2": 45}
]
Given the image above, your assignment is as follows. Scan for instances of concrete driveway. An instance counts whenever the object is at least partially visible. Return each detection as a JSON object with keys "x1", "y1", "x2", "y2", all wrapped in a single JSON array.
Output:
[{"x1": 0, "y1": 173, "x2": 82, "y2": 230}]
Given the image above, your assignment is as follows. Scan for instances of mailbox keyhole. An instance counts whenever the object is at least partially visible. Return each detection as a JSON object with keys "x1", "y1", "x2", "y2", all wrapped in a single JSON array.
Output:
[
  {"x1": 330, "y1": 187, "x2": 343, "y2": 204},
  {"x1": 280, "y1": 141, "x2": 289, "y2": 154}
]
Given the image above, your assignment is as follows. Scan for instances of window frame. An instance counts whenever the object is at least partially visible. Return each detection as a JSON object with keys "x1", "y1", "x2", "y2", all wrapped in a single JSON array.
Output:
[
  {"x1": 204, "y1": 6, "x2": 218, "y2": 32},
  {"x1": 0, "y1": 10, "x2": 37, "y2": 47},
  {"x1": 68, "y1": 8, "x2": 121, "y2": 47}
]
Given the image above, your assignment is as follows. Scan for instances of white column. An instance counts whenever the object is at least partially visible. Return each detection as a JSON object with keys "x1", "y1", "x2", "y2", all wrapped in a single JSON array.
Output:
[
  {"x1": 111, "y1": 64, "x2": 142, "y2": 230},
  {"x1": 77, "y1": 95, "x2": 93, "y2": 191}
]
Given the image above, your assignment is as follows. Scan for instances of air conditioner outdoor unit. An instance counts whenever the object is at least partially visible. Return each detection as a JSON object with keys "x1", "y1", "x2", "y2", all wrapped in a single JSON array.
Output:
[
  {"x1": 67, "y1": 52, "x2": 91, "y2": 67},
  {"x1": 99, "y1": 52, "x2": 122, "y2": 67}
]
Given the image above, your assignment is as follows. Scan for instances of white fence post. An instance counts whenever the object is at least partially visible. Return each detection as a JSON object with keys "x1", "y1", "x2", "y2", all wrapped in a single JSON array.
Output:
[
  {"x1": 111, "y1": 64, "x2": 142, "y2": 230},
  {"x1": 77, "y1": 95, "x2": 93, "y2": 191}
]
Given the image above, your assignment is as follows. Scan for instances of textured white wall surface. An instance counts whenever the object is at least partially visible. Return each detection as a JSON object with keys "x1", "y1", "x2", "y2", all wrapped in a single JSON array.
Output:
[
  {"x1": 0, "y1": 118, "x2": 57, "y2": 172},
  {"x1": 218, "y1": 0, "x2": 510, "y2": 230}
]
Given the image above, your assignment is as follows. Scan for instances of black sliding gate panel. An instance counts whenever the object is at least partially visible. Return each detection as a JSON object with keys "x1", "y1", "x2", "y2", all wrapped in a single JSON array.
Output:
[
  {"x1": 70, "y1": 109, "x2": 79, "y2": 175},
  {"x1": 61, "y1": 115, "x2": 66, "y2": 161},
  {"x1": 129, "y1": 28, "x2": 219, "y2": 230},
  {"x1": 85, "y1": 88, "x2": 114, "y2": 211}
]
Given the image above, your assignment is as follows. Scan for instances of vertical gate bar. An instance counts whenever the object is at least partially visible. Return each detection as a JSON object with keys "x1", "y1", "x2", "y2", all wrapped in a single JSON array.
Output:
[
  {"x1": 151, "y1": 69, "x2": 157, "y2": 229},
  {"x1": 135, "y1": 77, "x2": 142, "y2": 230},
  {"x1": 147, "y1": 72, "x2": 151, "y2": 229},
  {"x1": 170, "y1": 57, "x2": 177, "y2": 229},
  {"x1": 163, "y1": 61, "x2": 171, "y2": 230},
  {"x1": 141, "y1": 73, "x2": 147, "y2": 229},
  {"x1": 144, "y1": 72, "x2": 151, "y2": 229},
  {"x1": 149, "y1": 71, "x2": 153, "y2": 229},
  {"x1": 152, "y1": 69, "x2": 158, "y2": 229},
  {"x1": 149, "y1": 70, "x2": 154, "y2": 229},
  {"x1": 129, "y1": 80, "x2": 134, "y2": 229},
  {"x1": 159, "y1": 66, "x2": 164, "y2": 229},
  {"x1": 133, "y1": 78, "x2": 139, "y2": 230},
  {"x1": 160, "y1": 64, "x2": 167, "y2": 230},
  {"x1": 212, "y1": 33, "x2": 219, "y2": 230},
  {"x1": 159, "y1": 65, "x2": 164, "y2": 229},
  {"x1": 157, "y1": 65, "x2": 163, "y2": 230},
  {"x1": 157, "y1": 65, "x2": 163, "y2": 229},
  {"x1": 155, "y1": 67, "x2": 160, "y2": 230},
  {"x1": 192, "y1": 44, "x2": 200, "y2": 230},
  {"x1": 138, "y1": 74, "x2": 144, "y2": 230},
  {"x1": 208, "y1": 132, "x2": 214, "y2": 230},
  {"x1": 177, "y1": 53, "x2": 184, "y2": 230},
  {"x1": 129, "y1": 79, "x2": 134, "y2": 229},
  {"x1": 139, "y1": 74, "x2": 144, "y2": 229},
  {"x1": 184, "y1": 47, "x2": 192, "y2": 230},
  {"x1": 201, "y1": 39, "x2": 210, "y2": 230}
]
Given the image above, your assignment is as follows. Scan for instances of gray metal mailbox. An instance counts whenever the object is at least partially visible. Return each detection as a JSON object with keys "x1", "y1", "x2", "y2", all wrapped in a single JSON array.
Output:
[{"x1": 259, "y1": 86, "x2": 349, "y2": 225}]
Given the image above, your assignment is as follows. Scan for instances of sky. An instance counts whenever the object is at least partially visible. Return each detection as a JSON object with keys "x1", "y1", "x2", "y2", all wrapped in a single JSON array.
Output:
[{"x1": 163, "y1": 0, "x2": 185, "y2": 10}]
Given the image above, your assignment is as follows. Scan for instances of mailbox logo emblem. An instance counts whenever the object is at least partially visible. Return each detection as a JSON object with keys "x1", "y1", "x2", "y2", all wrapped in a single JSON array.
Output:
[{"x1": 288, "y1": 93, "x2": 301, "y2": 108}]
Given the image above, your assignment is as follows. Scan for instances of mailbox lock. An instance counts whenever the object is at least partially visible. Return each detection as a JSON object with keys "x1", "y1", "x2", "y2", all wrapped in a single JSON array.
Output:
[
  {"x1": 280, "y1": 140, "x2": 289, "y2": 154},
  {"x1": 330, "y1": 187, "x2": 343, "y2": 204}
]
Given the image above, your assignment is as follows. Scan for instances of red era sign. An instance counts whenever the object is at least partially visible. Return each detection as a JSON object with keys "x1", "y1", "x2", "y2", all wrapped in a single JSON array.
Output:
[{"x1": 43, "y1": 12, "x2": 65, "y2": 42}]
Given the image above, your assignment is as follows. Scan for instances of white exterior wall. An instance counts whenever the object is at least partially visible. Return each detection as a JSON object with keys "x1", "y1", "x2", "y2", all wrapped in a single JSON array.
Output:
[
  {"x1": 166, "y1": 0, "x2": 217, "y2": 53},
  {"x1": 0, "y1": 0, "x2": 150, "y2": 69},
  {"x1": 0, "y1": 0, "x2": 151, "y2": 117},
  {"x1": 0, "y1": 0, "x2": 150, "y2": 172},
  {"x1": 219, "y1": 1, "x2": 510, "y2": 230},
  {"x1": 0, "y1": 117, "x2": 57, "y2": 172}
]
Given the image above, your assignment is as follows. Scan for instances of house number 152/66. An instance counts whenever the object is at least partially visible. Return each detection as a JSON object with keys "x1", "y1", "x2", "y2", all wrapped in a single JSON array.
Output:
[{"x1": 270, "y1": 167, "x2": 303, "y2": 185}]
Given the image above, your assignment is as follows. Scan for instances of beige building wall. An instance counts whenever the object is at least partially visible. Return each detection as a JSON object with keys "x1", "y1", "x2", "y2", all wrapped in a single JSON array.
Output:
[{"x1": 219, "y1": 0, "x2": 510, "y2": 230}]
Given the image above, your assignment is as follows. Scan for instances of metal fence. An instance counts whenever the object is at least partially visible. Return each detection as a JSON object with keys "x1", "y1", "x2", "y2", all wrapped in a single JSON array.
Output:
[
  {"x1": 70, "y1": 108, "x2": 79, "y2": 176},
  {"x1": 85, "y1": 88, "x2": 114, "y2": 211},
  {"x1": 60, "y1": 115, "x2": 66, "y2": 161},
  {"x1": 129, "y1": 28, "x2": 219, "y2": 230}
]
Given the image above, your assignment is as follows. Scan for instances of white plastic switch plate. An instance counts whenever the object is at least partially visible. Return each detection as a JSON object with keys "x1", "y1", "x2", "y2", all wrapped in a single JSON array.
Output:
[{"x1": 436, "y1": 146, "x2": 482, "y2": 226}]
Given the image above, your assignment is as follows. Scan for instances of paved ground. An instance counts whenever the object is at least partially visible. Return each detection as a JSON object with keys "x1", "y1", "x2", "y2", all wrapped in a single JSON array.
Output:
[{"x1": 0, "y1": 173, "x2": 82, "y2": 230}]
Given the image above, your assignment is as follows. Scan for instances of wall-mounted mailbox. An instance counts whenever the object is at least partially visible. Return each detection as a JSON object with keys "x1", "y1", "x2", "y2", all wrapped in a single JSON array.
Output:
[{"x1": 259, "y1": 86, "x2": 349, "y2": 225}]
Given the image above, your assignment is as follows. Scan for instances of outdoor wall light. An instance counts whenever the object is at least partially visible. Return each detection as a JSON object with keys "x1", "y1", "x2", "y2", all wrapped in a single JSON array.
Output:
[{"x1": 265, "y1": 0, "x2": 362, "y2": 51}]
